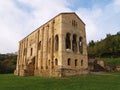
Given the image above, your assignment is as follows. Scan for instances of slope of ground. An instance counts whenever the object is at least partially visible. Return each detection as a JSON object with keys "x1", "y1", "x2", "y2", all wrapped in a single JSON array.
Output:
[{"x1": 1, "y1": 73, "x2": 120, "y2": 90}]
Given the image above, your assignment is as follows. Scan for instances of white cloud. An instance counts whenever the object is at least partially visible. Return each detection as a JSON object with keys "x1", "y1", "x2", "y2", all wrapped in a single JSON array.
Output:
[
  {"x1": 0, "y1": 0, "x2": 120, "y2": 53},
  {"x1": 76, "y1": 0, "x2": 120, "y2": 42},
  {"x1": 0, "y1": 0, "x2": 71, "y2": 53}
]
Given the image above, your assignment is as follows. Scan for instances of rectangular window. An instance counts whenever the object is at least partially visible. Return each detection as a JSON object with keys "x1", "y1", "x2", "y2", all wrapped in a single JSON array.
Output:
[
  {"x1": 68, "y1": 58, "x2": 71, "y2": 66},
  {"x1": 75, "y1": 59, "x2": 77, "y2": 66},
  {"x1": 30, "y1": 48, "x2": 33, "y2": 56}
]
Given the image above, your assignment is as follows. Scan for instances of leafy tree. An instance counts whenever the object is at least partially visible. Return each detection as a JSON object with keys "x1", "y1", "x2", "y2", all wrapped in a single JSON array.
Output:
[{"x1": 88, "y1": 32, "x2": 120, "y2": 58}]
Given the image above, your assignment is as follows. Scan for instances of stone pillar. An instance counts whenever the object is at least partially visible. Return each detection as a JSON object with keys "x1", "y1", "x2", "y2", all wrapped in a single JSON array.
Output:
[
  {"x1": 77, "y1": 37, "x2": 79, "y2": 54},
  {"x1": 34, "y1": 30, "x2": 39, "y2": 75},
  {"x1": 46, "y1": 25, "x2": 49, "y2": 69},
  {"x1": 70, "y1": 34, "x2": 72, "y2": 51},
  {"x1": 38, "y1": 29, "x2": 41, "y2": 70},
  {"x1": 50, "y1": 21, "x2": 55, "y2": 72},
  {"x1": 43, "y1": 26, "x2": 48, "y2": 70},
  {"x1": 41, "y1": 28, "x2": 44, "y2": 70}
]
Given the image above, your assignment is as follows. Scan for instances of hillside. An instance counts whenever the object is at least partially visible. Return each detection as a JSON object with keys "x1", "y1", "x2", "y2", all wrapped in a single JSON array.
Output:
[{"x1": 88, "y1": 32, "x2": 120, "y2": 58}]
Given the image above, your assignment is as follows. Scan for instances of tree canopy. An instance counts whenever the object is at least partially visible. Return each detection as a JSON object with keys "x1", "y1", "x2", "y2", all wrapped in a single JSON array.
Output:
[
  {"x1": 88, "y1": 32, "x2": 120, "y2": 58},
  {"x1": 0, "y1": 54, "x2": 17, "y2": 74}
]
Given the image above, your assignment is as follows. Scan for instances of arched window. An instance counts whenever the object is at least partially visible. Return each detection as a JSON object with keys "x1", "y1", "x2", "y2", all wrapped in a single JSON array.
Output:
[
  {"x1": 55, "y1": 58, "x2": 58, "y2": 65},
  {"x1": 75, "y1": 59, "x2": 78, "y2": 66},
  {"x1": 55, "y1": 35, "x2": 59, "y2": 51},
  {"x1": 68, "y1": 58, "x2": 71, "y2": 66},
  {"x1": 38, "y1": 41, "x2": 41, "y2": 50},
  {"x1": 79, "y1": 37, "x2": 83, "y2": 54},
  {"x1": 81, "y1": 60, "x2": 83, "y2": 66},
  {"x1": 72, "y1": 34, "x2": 77, "y2": 52},
  {"x1": 66, "y1": 33, "x2": 71, "y2": 49}
]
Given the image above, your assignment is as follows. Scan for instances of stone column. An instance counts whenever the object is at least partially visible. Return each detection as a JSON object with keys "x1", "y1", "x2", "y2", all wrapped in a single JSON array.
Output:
[
  {"x1": 77, "y1": 37, "x2": 79, "y2": 54},
  {"x1": 41, "y1": 28, "x2": 44, "y2": 70},
  {"x1": 35, "y1": 30, "x2": 39, "y2": 74},
  {"x1": 38, "y1": 29, "x2": 41, "y2": 70},
  {"x1": 51, "y1": 21, "x2": 55, "y2": 71},
  {"x1": 70, "y1": 34, "x2": 72, "y2": 52},
  {"x1": 43, "y1": 26, "x2": 48, "y2": 70},
  {"x1": 46, "y1": 25, "x2": 49, "y2": 69}
]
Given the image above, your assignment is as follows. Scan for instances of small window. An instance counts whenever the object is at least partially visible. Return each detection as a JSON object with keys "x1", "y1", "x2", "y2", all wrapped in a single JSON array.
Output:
[
  {"x1": 46, "y1": 66, "x2": 48, "y2": 69},
  {"x1": 55, "y1": 35, "x2": 59, "y2": 51},
  {"x1": 49, "y1": 60, "x2": 50, "y2": 66},
  {"x1": 75, "y1": 59, "x2": 78, "y2": 66},
  {"x1": 72, "y1": 20, "x2": 77, "y2": 27},
  {"x1": 30, "y1": 48, "x2": 33, "y2": 56},
  {"x1": 38, "y1": 41, "x2": 41, "y2": 50},
  {"x1": 53, "y1": 20, "x2": 55, "y2": 24},
  {"x1": 72, "y1": 34, "x2": 77, "y2": 52},
  {"x1": 68, "y1": 58, "x2": 71, "y2": 66},
  {"x1": 79, "y1": 37, "x2": 83, "y2": 54},
  {"x1": 81, "y1": 60, "x2": 83, "y2": 66},
  {"x1": 55, "y1": 58, "x2": 58, "y2": 65},
  {"x1": 41, "y1": 66, "x2": 43, "y2": 69},
  {"x1": 66, "y1": 33, "x2": 71, "y2": 49}
]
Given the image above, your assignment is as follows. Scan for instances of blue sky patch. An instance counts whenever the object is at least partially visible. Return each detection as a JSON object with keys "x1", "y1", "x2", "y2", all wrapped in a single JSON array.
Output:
[
  {"x1": 14, "y1": 0, "x2": 34, "y2": 13},
  {"x1": 67, "y1": 0, "x2": 113, "y2": 10}
]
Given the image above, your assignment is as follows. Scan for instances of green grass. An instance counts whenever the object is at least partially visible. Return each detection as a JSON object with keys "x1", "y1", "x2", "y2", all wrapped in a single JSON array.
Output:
[
  {"x1": 103, "y1": 58, "x2": 120, "y2": 66},
  {"x1": 1, "y1": 74, "x2": 120, "y2": 90}
]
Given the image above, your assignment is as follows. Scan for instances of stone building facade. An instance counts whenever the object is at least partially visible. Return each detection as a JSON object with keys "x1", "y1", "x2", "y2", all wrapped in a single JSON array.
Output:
[{"x1": 14, "y1": 12, "x2": 88, "y2": 77}]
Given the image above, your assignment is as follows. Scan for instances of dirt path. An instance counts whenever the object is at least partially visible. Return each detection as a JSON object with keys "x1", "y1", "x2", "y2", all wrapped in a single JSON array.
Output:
[{"x1": 90, "y1": 72, "x2": 119, "y2": 76}]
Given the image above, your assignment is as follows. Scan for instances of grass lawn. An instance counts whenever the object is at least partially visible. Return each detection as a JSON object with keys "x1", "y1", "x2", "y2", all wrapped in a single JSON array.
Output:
[{"x1": 1, "y1": 73, "x2": 120, "y2": 90}]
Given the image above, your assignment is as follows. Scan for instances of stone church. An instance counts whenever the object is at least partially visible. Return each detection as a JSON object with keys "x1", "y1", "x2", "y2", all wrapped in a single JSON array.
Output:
[{"x1": 14, "y1": 12, "x2": 88, "y2": 77}]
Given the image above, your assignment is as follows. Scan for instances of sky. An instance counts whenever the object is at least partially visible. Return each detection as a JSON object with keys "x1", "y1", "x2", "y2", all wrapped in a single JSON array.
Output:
[{"x1": 0, "y1": 0, "x2": 120, "y2": 54}]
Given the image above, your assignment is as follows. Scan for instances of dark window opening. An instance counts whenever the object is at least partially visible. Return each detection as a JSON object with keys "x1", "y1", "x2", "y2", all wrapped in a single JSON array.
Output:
[
  {"x1": 41, "y1": 66, "x2": 43, "y2": 69},
  {"x1": 46, "y1": 66, "x2": 48, "y2": 69},
  {"x1": 30, "y1": 48, "x2": 33, "y2": 56},
  {"x1": 75, "y1": 59, "x2": 78, "y2": 66},
  {"x1": 38, "y1": 41, "x2": 41, "y2": 50},
  {"x1": 55, "y1": 58, "x2": 58, "y2": 65},
  {"x1": 66, "y1": 33, "x2": 71, "y2": 49},
  {"x1": 72, "y1": 34, "x2": 77, "y2": 52},
  {"x1": 79, "y1": 37, "x2": 83, "y2": 54},
  {"x1": 72, "y1": 20, "x2": 77, "y2": 27},
  {"x1": 55, "y1": 35, "x2": 59, "y2": 51},
  {"x1": 68, "y1": 58, "x2": 71, "y2": 66},
  {"x1": 49, "y1": 60, "x2": 50, "y2": 66},
  {"x1": 81, "y1": 60, "x2": 83, "y2": 66}
]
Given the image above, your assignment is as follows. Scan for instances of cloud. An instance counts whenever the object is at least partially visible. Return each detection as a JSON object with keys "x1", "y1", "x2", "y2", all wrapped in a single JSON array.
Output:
[
  {"x1": 0, "y1": 0, "x2": 120, "y2": 53},
  {"x1": 76, "y1": 0, "x2": 120, "y2": 42},
  {"x1": 0, "y1": 0, "x2": 71, "y2": 53}
]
